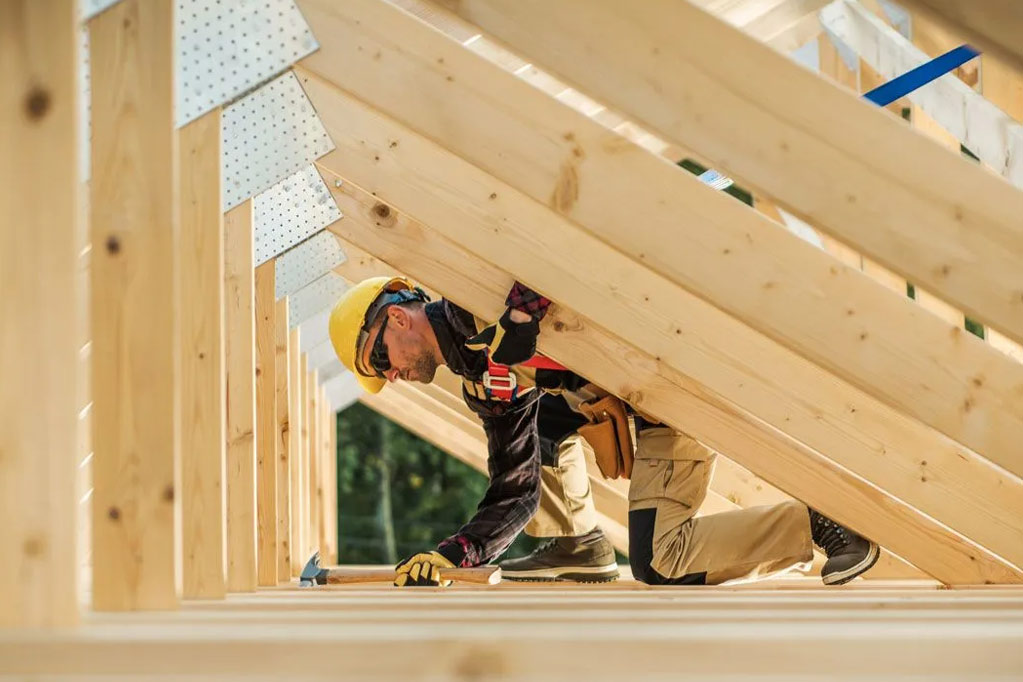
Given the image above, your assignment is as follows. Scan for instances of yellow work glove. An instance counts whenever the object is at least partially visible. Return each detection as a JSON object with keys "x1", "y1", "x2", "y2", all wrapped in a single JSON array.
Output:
[
  {"x1": 394, "y1": 551, "x2": 456, "y2": 587},
  {"x1": 465, "y1": 307, "x2": 540, "y2": 366}
]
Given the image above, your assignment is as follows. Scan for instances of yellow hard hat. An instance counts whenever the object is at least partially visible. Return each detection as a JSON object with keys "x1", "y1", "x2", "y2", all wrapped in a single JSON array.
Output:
[{"x1": 328, "y1": 276, "x2": 420, "y2": 394}]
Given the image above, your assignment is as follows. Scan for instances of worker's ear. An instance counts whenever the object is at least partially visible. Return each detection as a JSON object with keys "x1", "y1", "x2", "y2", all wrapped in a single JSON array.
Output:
[{"x1": 388, "y1": 304, "x2": 413, "y2": 330}]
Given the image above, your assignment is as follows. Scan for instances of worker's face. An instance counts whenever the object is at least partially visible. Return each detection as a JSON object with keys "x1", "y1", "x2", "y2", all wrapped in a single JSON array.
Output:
[{"x1": 361, "y1": 304, "x2": 439, "y2": 384}]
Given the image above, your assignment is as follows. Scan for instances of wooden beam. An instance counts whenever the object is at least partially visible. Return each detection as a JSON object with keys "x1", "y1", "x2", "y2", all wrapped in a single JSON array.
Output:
[
  {"x1": 421, "y1": 0, "x2": 1023, "y2": 346},
  {"x1": 224, "y1": 201, "x2": 257, "y2": 593},
  {"x1": 298, "y1": 54, "x2": 1023, "y2": 575},
  {"x1": 178, "y1": 110, "x2": 227, "y2": 600},
  {"x1": 254, "y1": 262, "x2": 278, "y2": 587},
  {"x1": 296, "y1": 0, "x2": 1023, "y2": 484},
  {"x1": 318, "y1": 385, "x2": 331, "y2": 559},
  {"x1": 326, "y1": 407, "x2": 338, "y2": 565},
  {"x1": 0, "y1": 0, "x2": 80, "y2": 627},
  {"x1": 289, "y1": 328, "x2": 305, "y2": 576},
  {"x1": 896, "y1": 0, "x2": 1023, "y2": 71},
  {"x1": 821, "y1": 0, "x2": 1023, "y2": 186},
  {"x1": 317, "y1": 165, "x2": 1021, "y2": 584},
  {"x1": 275, "y1": 298, "x2": 292, "y2": 582},
  {"x1": 300, "y1": 355, "x2": 312, "y2": 562},
  {"x1": 90, "y1": 0, "x2": 179, "y2": 611},
  {"x1": 309, "y1": 369, "x2": 321, "y2": 556}
]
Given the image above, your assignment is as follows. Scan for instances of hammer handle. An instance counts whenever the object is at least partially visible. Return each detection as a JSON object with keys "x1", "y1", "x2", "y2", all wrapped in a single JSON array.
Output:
[{"x1": 325, "y1": 565, "x2": 501, "y2": 585}]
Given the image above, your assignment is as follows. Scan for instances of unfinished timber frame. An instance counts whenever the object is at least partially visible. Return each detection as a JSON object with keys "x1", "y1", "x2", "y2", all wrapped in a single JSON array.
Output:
[{"x1": 3, "y1": 0, "x2": 1023, "y2": 677}]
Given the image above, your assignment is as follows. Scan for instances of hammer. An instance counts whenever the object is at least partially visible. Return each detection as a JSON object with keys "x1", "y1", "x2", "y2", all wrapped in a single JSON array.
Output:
[{"x1": 299, "y1": 551, "x2": 502, "y2": 586}]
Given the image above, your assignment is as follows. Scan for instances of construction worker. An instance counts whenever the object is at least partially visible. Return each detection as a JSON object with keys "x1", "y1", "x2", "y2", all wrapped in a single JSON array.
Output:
[{"x1": 328, "y1": 276, "x2": 880, "y2": 587}]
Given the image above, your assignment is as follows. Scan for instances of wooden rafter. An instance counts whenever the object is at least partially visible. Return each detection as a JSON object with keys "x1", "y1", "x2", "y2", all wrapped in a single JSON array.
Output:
[
  {"x1": 425, "y1": 0, "x2": 1023, "y2": 349},
  {"x1": 315, "y1": 153, "x2": 1019, "y2": 583},
  {"x1": 295, "y1": 0, "x2": 1023, "y2": 485}
]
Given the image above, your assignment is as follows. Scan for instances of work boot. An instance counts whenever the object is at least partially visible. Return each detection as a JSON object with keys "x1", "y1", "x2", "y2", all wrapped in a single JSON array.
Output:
[
  {"x1": 499, "y1": 528, "x2": 619, "y2": 582},
  {"x1": 809, "y1": 509, "x2": 880, "y2": 585}
]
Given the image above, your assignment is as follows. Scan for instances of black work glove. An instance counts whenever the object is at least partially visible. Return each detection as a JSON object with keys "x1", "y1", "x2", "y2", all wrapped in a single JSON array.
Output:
[{"x1": 465, "y1": 307, "x2": 541, "y2": 366}]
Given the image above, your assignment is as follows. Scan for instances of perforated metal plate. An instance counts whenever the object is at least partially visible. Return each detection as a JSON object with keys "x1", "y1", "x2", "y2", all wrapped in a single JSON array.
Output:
[
  {"x1": 82, "y1": 0, "x2": 124, "y2": 21},
  {"x1": 289, "y1": 272, "x2": 347, "y2": 329},
  {"x1": 253, "y1": 165, "x2": 342, "y2": 266},
  {"x1": 299, "y1": 309, "x2": 331, "y2": 353},
  {"x1": 323, "y1": 371, "x2": 362, "y2": 412},
  {"x1": 307, "y1": 339, "x2": 338, "y2": 371},
  {"x1": 274, "y1": 230, "x2": 347, "y2": 299},
  {"x1": 175, "y1": 0, "x2": 318, "y2": 127},
  {"x1": 222, "y1": 71, "x2": 334, "y2": 211}
]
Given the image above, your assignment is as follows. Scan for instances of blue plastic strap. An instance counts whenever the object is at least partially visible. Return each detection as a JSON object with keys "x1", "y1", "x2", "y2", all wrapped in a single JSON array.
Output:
[{"x1": 862, "y1": 44, "x2": 981, "y2": 107}]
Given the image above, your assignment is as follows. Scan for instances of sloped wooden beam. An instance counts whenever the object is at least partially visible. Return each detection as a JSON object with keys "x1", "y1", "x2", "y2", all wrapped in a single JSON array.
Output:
[
  {"x1": 316, "y1": 162, "x2": 1020, "y2": 584},
  {"x1": 275, "y1": 298, "x2": 293, "y2": 581},
  {"x1": 421, "y1": 0, "x2": 1023, "y2": 347},
  {"x1": 332, "y1": 225, "x2": 927, "y2": 581},
  {"x1": 90, "y1": 0, "x2": 180, "y2": 611},
  {"x1": 296, "y1": 0, "x2": 1023, "y2": 485},
  {"x1": 298, "y1": 64, "x2": 1023, "y2": 577},
  {"x1": 896, "y1": 0, "x2": 1023, "y2": 70},
  {"x1": 822, "y1": 0, "x2": 1023, "y2": 186},
  {"x1": 0, "y1": 0, "x2": 80, "y2": 627}
]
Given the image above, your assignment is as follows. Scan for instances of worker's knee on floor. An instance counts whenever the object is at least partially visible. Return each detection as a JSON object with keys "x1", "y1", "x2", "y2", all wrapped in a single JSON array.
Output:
[{"x1": 628, "y1": 507, "x2": 657, "y2": 584}]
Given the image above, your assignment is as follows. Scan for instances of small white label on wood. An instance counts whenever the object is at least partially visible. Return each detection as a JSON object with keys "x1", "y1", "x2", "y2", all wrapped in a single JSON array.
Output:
[
  {"x1": 253, "y1": 165, "x2": 342, "y2": 266},
  {"x1": 288, "y1": 271, "x2": 347, "y2": 329},
  {"x1": 222, "y1": 72, "x2": 335, "y2": 211},
  {"x1": 175, "y1": 0, "x2": 318, "y2": 126},
  {"x1": 274, "y1": 231, "x2": 347, "y2": 299}
]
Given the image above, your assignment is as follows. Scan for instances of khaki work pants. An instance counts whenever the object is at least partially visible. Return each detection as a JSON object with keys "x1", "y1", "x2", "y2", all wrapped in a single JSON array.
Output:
[
  {"x1": 526, "y1": 434, "x2": 599, "y2": 538},
  {"x1": 529, "y1": 427, "x2": 813, "y2": 585}
]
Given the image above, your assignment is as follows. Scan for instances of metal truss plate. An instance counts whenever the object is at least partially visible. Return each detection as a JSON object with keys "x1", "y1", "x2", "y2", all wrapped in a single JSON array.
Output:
[
  {"x1": 289, "y1": 272, "x2": 347, "y2": 329},
  {"x1": 299, "y1": 309, "x2": 331, "y2": 353},
  {"x1": 82, "y1": 0, "x2": 124, "y2": 21},
  {"x1": 252, "y1": 165, "x2": 342, "y2": 266},
  {"x1": 175, "y1": 0, "x2": 318, "y2": 127},
  {"x1": 222, "y1": 71, "x2": 334, "y2": 211},
  {"x1": 274, "y1": 230, "x2": 347, "y2": 300}
]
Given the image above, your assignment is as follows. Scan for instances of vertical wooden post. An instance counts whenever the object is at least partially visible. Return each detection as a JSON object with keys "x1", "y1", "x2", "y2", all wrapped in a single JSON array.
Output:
[
  {"x1": 308, "y1": 371, "x2": 321, "y2": 557},
  {"x1": 224, "y1": 201, "x2": 257, "y2": 592},
  {"x1": 275, "y1": 298, "x2": 292, "y2": 581},
  {"x1": 0, "y1": 0, "x2": 80, "y2": 627},
  {"x1": 90, "y1": 0, "x2": 180, "y2": 612},
  {"x1": 254, "y1": 262, "x2": 277, "y2": 587},
  {"x1": 288, "y1": 328, "x2": 304, "y2": 576},
  {"x1": 178, "y1": 110, "x2": 226, "y2": 600},
  {"x1": 328, "y1": 408, "x2": 339, "y2": 565},
  {"x1": 301, "y1": 356, "x2": 312, "y2": 561},
  {"x1": 318, "y1": 387, "x2": 330, "y2": 559}
]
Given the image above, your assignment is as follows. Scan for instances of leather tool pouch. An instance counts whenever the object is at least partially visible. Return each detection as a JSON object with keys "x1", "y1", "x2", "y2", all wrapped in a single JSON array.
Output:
[{"x1": 577, "y1": 395, "x2": 635, "y2": 480}]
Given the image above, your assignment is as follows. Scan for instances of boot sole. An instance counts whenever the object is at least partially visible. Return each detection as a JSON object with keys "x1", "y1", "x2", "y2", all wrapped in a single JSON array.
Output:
[
  {"x1": 501, "y1": 563, "x2": 620, "y2": 583},
  {"x1": 823, "y1": 542, "x2": 881, "y2": 586}
]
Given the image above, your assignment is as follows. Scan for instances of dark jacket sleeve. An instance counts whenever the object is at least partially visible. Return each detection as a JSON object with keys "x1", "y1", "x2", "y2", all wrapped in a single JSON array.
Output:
[{"x1": 437, "y1": 395, "x2": 542, "y2": 567}]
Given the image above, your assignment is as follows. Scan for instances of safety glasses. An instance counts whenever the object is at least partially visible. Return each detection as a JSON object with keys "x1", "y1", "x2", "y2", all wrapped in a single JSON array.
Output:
[{"x1": 368, "y1": 312, "x2": 391, "y2": 378}]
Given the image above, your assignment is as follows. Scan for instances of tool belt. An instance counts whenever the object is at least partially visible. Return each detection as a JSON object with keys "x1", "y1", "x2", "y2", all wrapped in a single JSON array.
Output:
[{"x1": 577, "y1": 394, "x2": 634, "y2": 480}]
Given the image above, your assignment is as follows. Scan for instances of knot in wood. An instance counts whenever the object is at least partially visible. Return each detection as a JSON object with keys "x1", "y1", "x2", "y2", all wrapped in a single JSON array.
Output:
[
  {"x1": 25, "y1": 88, "x2": 51, "y2": 120},
  {"x1": 374, "y1": 203, "x2": 391, "y2": 219}
]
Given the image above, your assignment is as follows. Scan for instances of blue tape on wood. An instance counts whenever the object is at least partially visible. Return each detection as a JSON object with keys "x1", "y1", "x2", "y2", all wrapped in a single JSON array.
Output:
[{"x1": 862, "y1": 44, "x2": 981, "y2": 107}]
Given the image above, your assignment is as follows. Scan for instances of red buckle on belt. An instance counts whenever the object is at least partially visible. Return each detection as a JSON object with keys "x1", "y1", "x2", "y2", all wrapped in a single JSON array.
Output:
[{"x1": 483, "y1": 360, "x2": 517, "y2": 401}]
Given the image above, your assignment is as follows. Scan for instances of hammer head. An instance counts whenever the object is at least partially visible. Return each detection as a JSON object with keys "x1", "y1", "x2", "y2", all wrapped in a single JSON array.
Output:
[{"x1": 299, "y1": 551, "x2": 329, "y2": 587}]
